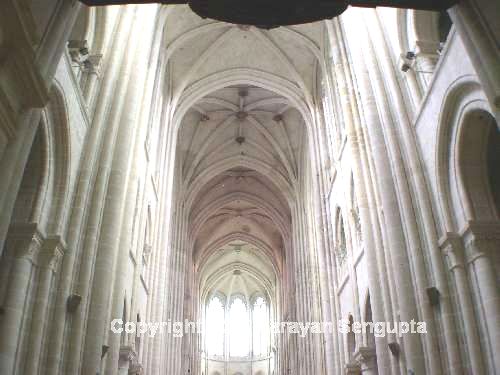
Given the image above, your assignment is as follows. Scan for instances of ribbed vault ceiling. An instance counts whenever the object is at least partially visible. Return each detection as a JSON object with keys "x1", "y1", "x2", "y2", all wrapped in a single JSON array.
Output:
[
  {"x1": 164, "y1": 5, "x2": 324, "y2": 110},
  {"x1": 200, "y1": 242, "x2": 276, "y2": 302},
  {"x1": 167, "y1": 5, "x2": 318, "y2": 297},
  {"x1": 179, "y1": 85, "x2": 306, "y2": 277}
]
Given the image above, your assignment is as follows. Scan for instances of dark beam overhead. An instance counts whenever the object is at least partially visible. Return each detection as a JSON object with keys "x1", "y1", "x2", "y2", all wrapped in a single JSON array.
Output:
[{"x1": 79, "y1": 0, "x2": 458, "y2": 29}]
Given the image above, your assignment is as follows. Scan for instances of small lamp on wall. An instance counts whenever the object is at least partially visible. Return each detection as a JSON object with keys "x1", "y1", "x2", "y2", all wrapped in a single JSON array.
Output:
[
  {"x1": 67, "y1": 294, "x2": 82, "y2": 313},
  {"x1": 388, "y1": 342, "x2": 400, "y2": 357},
  {"x1": 101, "y1": 345, "x2": 109, "y2": 359},
  {"x1": 426, "y1": 287, "x2": 440, "y2": 307}
]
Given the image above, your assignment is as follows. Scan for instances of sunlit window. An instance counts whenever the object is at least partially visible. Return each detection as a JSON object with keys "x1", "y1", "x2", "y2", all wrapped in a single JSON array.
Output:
[
  {"x1": 229, "y1": 297, "x2": 250, "y2": 357},
  {"x1": 205, "y1": 293, "x2": 271, "y2": 359},
  {"x1": 252, "y1": 297, "x2": 269, "y2": 356},
  {"x1": 206, "y1": 296, "x2": 225, "y2": 356}
]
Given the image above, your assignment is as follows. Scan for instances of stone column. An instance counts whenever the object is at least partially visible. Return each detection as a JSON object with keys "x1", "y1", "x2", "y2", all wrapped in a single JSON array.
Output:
[
  {"x1": 315, "y1": 230, "x2": 338, "y2": 375},
  {"x1": 309, "y1": 96, "x2": 338, "y2": 374},
  {"x1": 291, "y1": 202, "x2": 318, "y2": 374},
  {"x1": 0, "y1": 223, "x2": 44, "y2": 375},
  {"x1": 461, "y1": 222, "x2": 500, "y2": 373},
  {"x1": 440, "y1": 233, "x2": 485, "y2": 374},
  {"x1": 104, "y1": 168, "x2": 141, "y2": 375},
  {"x1": 112, "y1": 11, "x2": 165, "y2": 374},
  {"x1": 355, "y1": 36, "x2": 427, "y2": 374},
  {"x1": 348, "y1": 9, "x2": 463, "y2": 373},
  {"x1": 327, "y1": 17, "x2": 394, "y2": 375},
  {"x1": 45, "y1": 7, "x2": 138, "y2": 375},
  {"x1": 80, "y1": 5, "x2": 159, "y2": 374},
  {"x1": 24, "y1": 236, "x2": 65, "y2": 375},
  {"x1": 164, "y1": 212, "x2": 189, "y2": 375},
  {"x1": 82, "y1": 53, "x2": 103, "y2": 107},
  {"x1": 355, "y1": 9, "x2": 459, "y2": 374}
]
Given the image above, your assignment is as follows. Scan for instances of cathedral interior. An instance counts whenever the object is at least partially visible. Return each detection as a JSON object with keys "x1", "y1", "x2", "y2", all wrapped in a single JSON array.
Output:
[{"x1": 0, "y1": 1, "x2": 499, "y2": 374}]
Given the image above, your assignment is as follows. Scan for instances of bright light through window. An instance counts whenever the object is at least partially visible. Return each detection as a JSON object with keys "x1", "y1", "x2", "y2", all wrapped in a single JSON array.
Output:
[
  {"x1": 206, "y1": 296, "x2": 224, "y2": 356},
  {"x1": 253, "y1": 297, "x2": 269, "y2": 356},
  {"x1": 229, "y1": 297, "x2": 250, "y2": 357},
  {"x1": 205, "y1": 294, "x2": 271, "y2": 359}
]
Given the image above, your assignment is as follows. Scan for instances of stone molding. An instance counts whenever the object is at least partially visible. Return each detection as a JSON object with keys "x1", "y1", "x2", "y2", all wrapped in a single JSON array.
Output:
[
  {"x1": 119, "y1": 345, "x2": 143, "y2": 374},
  {"x1": 413, "y1": 40, "x2": 442, "y2": 58},
  {"x1": 344, "y1": 360, "x2": 361, "y2": 374},
  {"x1": 6, "y1": 222, "x2": 45, "y2": 262}
]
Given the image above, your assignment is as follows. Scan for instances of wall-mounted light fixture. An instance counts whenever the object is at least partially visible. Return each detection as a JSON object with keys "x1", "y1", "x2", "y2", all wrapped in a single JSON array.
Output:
[
  {"x1": 426, "y1": 287, "x2": 441, "y2": 307},
  {"x1": 67, "y1": 294, "x2": 82, "y2": 313},
  {"x1": 101, "y1": 345, "x2": 109, "y2": 359},
  {"x1": 388, "y1": 342, "x2": 400, "y2": 357}
]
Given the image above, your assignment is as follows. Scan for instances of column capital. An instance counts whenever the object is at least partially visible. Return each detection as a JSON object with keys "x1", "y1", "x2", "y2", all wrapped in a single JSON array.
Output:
[
  {"x1": 439, "y1": 231, "x2": 463, "y2": 249},
  {"x1": 460, "y1": 221, "x2": 500, "y2": 263},
  {"x1": 354, "y1": 346, "x2": 376, "y2": 361},
  {"x1": 354, "y1": 346, "x2": 378, "y2": 372},
  {"x1": 83, "y1": 54, "x2": 103, "y2": 76},
  {"x1": 67, "y1": 40, "x2": 89, "y2": 64},
  {"x1": 39, "y1": 235, "x2": 66, "y2": 271},
  {"x1": 143, "y1": 243, "x2": 153, "y2": 264},
  {"x1": 119, "y1": 345, "x2": 136, "y2": 361},
  {"x1": 7, "y1": 223, "x2": 45, "y2": 261},
  {"x1": 460, "y1": 220, "x2": 500, "y2": 241},
  {"x1": 439, "y1": 232, "x2": 466, "y2": 270}
]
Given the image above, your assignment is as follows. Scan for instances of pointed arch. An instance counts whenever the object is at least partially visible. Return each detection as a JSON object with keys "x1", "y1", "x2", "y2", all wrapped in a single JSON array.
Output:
[
  {"x1": 436, "y1": 76, "x2": 496, "y2": 231},
  {"x1": 44, "y1": 81, "x2": 72, "y2": 235},
  {"x1": 12, "y1": 81, "x2": 71, "y2": 236}
]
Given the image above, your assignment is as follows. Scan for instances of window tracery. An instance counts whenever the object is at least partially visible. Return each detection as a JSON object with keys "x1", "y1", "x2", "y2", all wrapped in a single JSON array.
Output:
[{"x1": 204, "y1": 294, "x2": 271, "y2": 359}]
